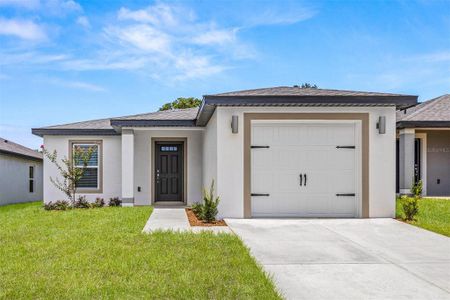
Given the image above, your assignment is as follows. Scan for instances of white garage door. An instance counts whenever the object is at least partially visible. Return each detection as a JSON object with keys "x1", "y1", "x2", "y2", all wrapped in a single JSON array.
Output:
[{"x1": 251, "y1": 121, "x2": 360, "y2": 218}]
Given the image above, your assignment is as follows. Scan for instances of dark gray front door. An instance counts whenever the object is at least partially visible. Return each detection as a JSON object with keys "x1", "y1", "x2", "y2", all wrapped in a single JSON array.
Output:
[{"x1": 155, "y1": 142, "x2": 183, "y2": 202}]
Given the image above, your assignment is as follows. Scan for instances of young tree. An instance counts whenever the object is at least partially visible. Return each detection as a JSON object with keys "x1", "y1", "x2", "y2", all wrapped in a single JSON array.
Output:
[
  {"x1": 41, "y1": 145, "x2": 94, "y2": 205},
  {"x1": 159, "y1": 97, "x2": 202, "y2": 111}
]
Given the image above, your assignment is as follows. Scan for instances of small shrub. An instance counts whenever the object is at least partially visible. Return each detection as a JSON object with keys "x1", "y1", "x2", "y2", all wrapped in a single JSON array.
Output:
[
  {"x1": 74, "y1": 196, "x2": 90, "y2": 209},
  {"x1": 191, "y1": 202, "x2": 203, "y2": 216},
  {"x1": 402, "y1": 196, "x2": 419, "y2": 221},
  {"x1": 200, "y1": 180, "x2": 220, "y2": 223},
  {"x1": 411, "y1": 180, "x2": 423, "y2": 198},
  {"x1": 91, "y1": 197, "x2": 105, "y2": 208},
  {"x1": 108, "y1": 197, "x2": 122, "y2": 207},
  {"x1": 44, "y1": 200, "x2": 70, "y2": 211}
]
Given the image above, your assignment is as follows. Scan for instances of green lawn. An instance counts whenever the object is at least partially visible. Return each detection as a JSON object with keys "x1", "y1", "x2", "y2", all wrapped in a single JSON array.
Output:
[
  {"x1": 0, "y1": 202, "x2": 280, "y2": 299},
  {"x1": 396, "y1": 197, "x2": 450, "y2": 237}
]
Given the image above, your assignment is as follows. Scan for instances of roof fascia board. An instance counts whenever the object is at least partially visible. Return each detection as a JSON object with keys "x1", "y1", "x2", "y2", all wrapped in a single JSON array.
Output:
[
  {"x1": 31, "y1": 128, "x2": 119, "y2": 137},
  {"x1": 397, "y1": 121, "x2": 450, "y2": 129},
  {"x1": 110, "y1": 119, "x2": 196, "y2": 127}
]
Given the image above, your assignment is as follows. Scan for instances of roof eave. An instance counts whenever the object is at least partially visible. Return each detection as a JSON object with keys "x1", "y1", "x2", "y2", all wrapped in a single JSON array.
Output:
[
  {"x1": 32, "y1": 128, "x2": 119, "y2": 137},
  {"x1": 110, "y1": 119, "x2": 197, "y2": 127},
  {"x1": 397, "y1": 121, "x2": 450, "y2": 129}
]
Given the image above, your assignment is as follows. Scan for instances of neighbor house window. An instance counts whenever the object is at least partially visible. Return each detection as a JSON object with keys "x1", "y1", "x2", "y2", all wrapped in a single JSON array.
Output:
[
  {"x1": 71, "y1": 141, "x2": 102, "y2": 191},
  {"x1": 29, "y1": 166, "x2": 34, "y2": 193}
]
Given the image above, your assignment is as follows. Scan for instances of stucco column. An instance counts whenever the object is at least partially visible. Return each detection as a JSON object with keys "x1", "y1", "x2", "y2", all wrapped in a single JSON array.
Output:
[
  {"x1": 121, "y1": 129, "x2": 134, "y2": 206},
  {"x1": 399, "y1": 128, "x2": 415, "y2": 194}
]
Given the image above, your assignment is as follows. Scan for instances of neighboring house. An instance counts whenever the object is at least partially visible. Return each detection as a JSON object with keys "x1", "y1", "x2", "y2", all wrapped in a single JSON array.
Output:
[
  {"x1": 32, "y1": 87, "x2": 417, "y2": 218},
  {"x1": 0, "y1": 138, "x2": 43, "y2": 205},
  {"x1": 396, "y1": 94, "x2": 450, "y2": 196}
]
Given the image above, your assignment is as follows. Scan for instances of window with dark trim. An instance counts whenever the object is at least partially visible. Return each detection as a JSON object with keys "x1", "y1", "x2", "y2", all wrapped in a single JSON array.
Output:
[
  {"x1": 29, "y1": 166, "x2": 34, "y2": 193},
  {"x1": 72, "y1": 143, "x2": 100, "y2": 189}
]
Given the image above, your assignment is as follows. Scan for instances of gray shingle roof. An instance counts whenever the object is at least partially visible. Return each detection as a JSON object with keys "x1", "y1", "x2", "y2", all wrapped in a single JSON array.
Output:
[
  {"x1": 397, "y1": 94, "x2": 450, "y2": 121},
  {"x1": 32, "y1": 108, "x2": 199, "y2": 136},
  {"x1": 209, "y1": 86, "x2": 411, "y2": 97},
  {"x1": 41, "y1": 117, "x2": 114, "y2": 130},
  {"x1": 112, "y1": 107, "x2": 199, "y2": 121},
  {"x1": 0, "y1": 137, "x2": 43, "y2": 160}
]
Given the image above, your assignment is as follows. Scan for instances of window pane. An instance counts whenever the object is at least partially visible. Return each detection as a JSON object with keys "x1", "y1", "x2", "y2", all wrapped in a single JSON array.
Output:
[
  {"x1": 76, "y1": 168, "x2": 98, "y2": 188},
  {"x1": 29, "y1": 180, "x2": 34, "y2": 193},
  {"x1": 160, "y1": 146, "x2": 178, "y2": 152},
  {"x1": 29, "y1": 166, "x2": 34, "y2": 179},
  {"x1": 74, "y1": 145, "x2": 98, "y2": 167}
]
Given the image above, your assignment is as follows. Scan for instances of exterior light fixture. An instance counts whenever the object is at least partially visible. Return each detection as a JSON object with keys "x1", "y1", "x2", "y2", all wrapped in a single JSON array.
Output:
[
  {"x1": 377, "y1": 116, "x2": 386, "y2": 134},
  {"x1": 231, "y1": 115, "x2": 238, "y2": 134}
]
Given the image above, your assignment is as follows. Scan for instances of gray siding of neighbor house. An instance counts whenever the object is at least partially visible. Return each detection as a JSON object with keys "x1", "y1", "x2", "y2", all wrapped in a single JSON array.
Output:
[
  {"x1": 0, "y1": 154, "x2": 43, "y2": 205},
  {"x1": 424, "y1": 131, "x2": 450, "y2": 196}
]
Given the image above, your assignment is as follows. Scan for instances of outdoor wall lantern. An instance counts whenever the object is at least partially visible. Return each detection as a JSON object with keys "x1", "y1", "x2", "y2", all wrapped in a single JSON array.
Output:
[
  {"x1": 231, "y1": 115, "x2": 239, "y2": 134},
  {"x1": 377, "y1": 116, "x2": 386, "y2": 134}
]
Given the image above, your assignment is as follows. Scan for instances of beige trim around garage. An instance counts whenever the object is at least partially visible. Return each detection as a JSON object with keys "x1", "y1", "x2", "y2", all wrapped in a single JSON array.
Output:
[
  {"x1": 68, "y1": 139, "x2": 103, "y2": 194},
  {"x1": 243, "y1": 113, "x2": 370, "y2": 218},
  {"x1": 151, "y1": 137, "x2": 188, "y2": 205}
]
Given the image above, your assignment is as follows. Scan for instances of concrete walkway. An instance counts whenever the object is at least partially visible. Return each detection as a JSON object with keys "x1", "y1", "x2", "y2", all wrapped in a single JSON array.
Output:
[
  {"x1": 142, "y1": 208, "x2": 231, "y2": 233},
  {"x1": 226, "y1": 218, "x2": 450, "y2": 300}
]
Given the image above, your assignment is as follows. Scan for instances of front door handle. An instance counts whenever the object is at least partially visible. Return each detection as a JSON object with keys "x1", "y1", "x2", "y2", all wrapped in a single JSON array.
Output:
[{"x1": 304, "y1": 174, "x2": 307, "y2": 186}]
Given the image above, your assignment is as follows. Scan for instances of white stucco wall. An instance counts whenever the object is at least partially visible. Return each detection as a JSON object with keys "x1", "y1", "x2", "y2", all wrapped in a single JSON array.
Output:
[
  {"x1": 42, "y1": 135, "x2": 122, "y2": 203},
  {"x1": 202, "y1": 112, "x2": 218, "y2": 200},
  {"x1": 0, "y1": 154, "x2": 43, "y2": 205},
  {"x1": 211, "y1": 106, "x2": 396, "y2": 218},
  {"x1": 133, "y1": 128, "x2": 203, "y2": 205}
]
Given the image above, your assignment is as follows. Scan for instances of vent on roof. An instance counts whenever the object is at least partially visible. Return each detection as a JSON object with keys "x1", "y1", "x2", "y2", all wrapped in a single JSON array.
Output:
[{"x1": 4, "y1": 140, "x2": 8, "y2": 143}]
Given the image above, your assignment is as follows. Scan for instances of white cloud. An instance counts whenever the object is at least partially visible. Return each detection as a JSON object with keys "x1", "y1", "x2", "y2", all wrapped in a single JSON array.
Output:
[
  {"x1": 76, "y1": 16, "x2": 90, "y2": 28},
  {"x1": 0, "y1": 18, "x2": 47, "y2": 41},
  {"x1": 0, "y1": 2, "x2": 315, "y2": 82},
  {"x1": 0, "y1": 0, "x2": 40, "y2": 9},
  {"x1": 117, "y1": 3, "x2": 194, "y2": 28},
  {"x1": 0, "y1": 0, "x2": 82, "y2": 13},
  {"x1": 244, "y1": 5, "x2": 316, "y2": 27},
  {"x1": 105, "y1": 24, "x2": 170, "y2": 53},
  {"x1": 192, "y1": 28, "x2": 237, "y2": 45},
  {"x1": 413, "y1": 51, "x2": 450, "y2": 63},
  {"x1": 47, "y1": 78, "x2": 107, "y2": 92}
]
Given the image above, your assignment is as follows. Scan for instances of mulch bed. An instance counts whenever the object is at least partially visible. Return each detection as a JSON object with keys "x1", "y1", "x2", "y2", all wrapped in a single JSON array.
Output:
[{"x1": 185, "y1": 208, "x2": 227, "y2": 226}]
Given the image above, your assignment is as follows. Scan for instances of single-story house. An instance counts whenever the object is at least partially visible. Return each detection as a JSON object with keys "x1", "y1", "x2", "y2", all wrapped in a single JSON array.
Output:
[
  {"x1": 32, "y1": 87, "x2": 418, "y2": 218},
  {"x1": 0, "y1": 137, "x2": 43, "y2": 206},
  {"x1": 396, "y1": 94, "x2": 450, "y2": 196}
]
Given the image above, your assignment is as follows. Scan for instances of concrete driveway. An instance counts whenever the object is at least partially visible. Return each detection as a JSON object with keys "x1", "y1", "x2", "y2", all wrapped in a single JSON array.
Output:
[{"x1": 226, "y1": 218, "x2": 450, "y2": 300}]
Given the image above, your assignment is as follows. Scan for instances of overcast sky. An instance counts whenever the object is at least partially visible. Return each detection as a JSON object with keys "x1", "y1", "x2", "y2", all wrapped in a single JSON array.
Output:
[{"x1": 1, "y1": 0, "x2": 449, "y2": 149}]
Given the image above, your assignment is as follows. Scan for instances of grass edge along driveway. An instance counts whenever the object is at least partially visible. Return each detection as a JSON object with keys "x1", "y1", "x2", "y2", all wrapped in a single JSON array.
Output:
[
  {"x1": 396, "y1": 197, "x2": 450, "y2": 237},
  {"x1": 0, "y1": 202, "x2": 281, "y2": 299}
]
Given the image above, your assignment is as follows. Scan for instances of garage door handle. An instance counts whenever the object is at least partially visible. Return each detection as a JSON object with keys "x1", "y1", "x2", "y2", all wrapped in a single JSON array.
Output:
[
  {"x1": 251, "y1": 193, "x2": 270, "y2": 196},
  {"x1": 251, "y1": 145, "x2": 270, "y2": 149},
  {"x1": 336, "y1": 193, "x2": 356, "y2": 196}
]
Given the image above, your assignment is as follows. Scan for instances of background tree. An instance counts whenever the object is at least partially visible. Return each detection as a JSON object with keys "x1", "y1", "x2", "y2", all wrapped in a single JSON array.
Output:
[
  {"x1": 159, "y1": 97, "x2": 202, "y2": 111},
  {"x1": 41, "y1": 146, "x2": 94, "y2": 205},
  {"x1": 293, "y1": 83, "x2": 318, "y2": 89}
]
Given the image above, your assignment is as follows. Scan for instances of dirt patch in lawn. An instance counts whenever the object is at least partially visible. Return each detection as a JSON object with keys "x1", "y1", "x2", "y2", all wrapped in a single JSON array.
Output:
[{"x1": 185, "y1": 208, "x2": 227, "y2": 226}]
